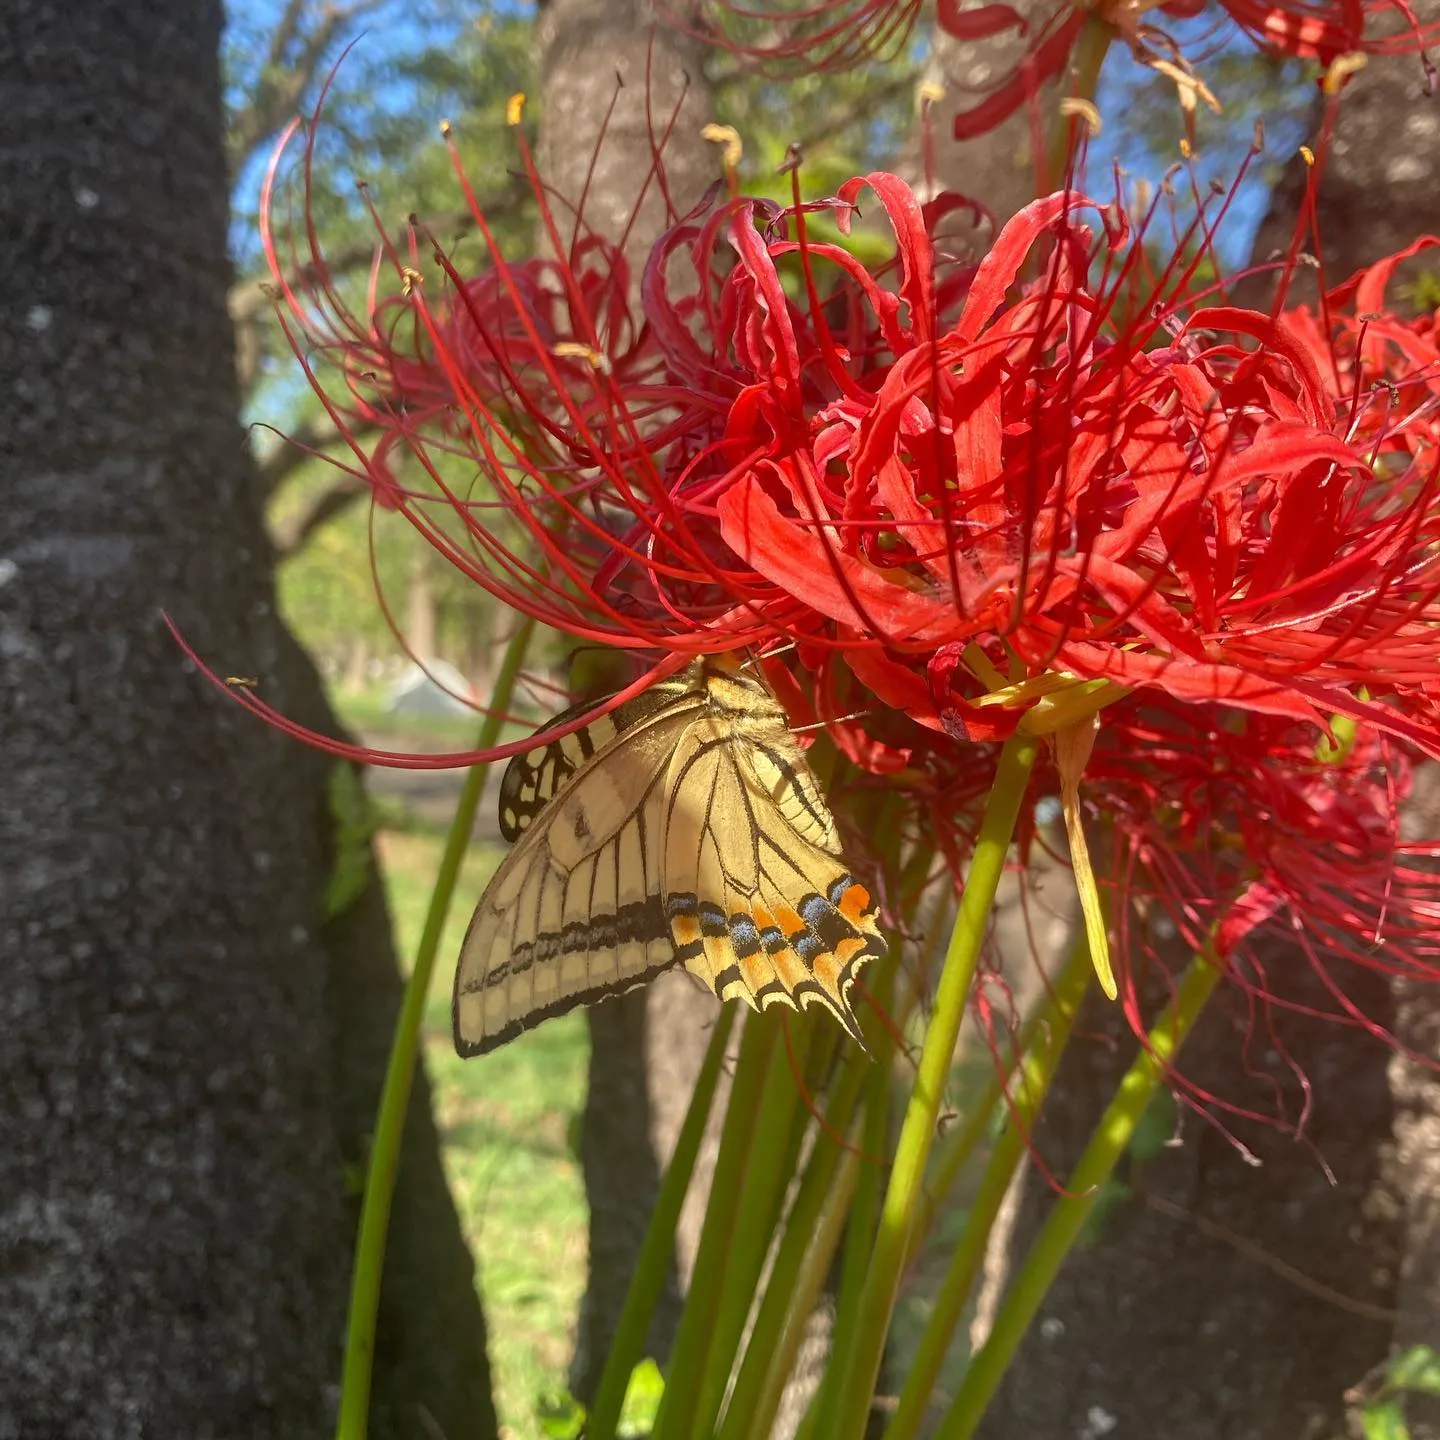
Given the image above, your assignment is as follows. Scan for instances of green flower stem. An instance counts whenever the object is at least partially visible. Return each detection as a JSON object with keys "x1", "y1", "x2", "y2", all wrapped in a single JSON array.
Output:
[
  {"x1": 688, "y1": 1018, "x2": 810, "y2": 1439},
  {"x1": 335, "y1": 618, "x2": 535, "y2": 1440},
  {"x1": 884, "y1": 936, "x2": 1094, "y2": 1440},
  {"x1": 650, "y1": 1011, "x2": 780, "y2": 1440},
  {"x1": 830, "y1": 730, "x2": 1040, "y2": 1440},
  {"x1": 721, "y1": 951, "x2": 901, "y2": 1440},
  {"x1": 587, "y1": 1003, "x2": 738, "y2": 1440},
  {"x1": 935, "y1": 949, "x2": 1224, "y2": 1440},
  {"x1": 1043, "y1": 15, "x2": 1115, "y2": 188},
  {"x1": 747, "y1": 1145, "x2": 863, "y2": 1440},
  {"x1": 908, "y1": 928, "x2": 1095, "y2": 1265},
  {"x1": 819, "y1": 1036, "x2": 894, "y2": 1424},
  {"x1": 812, "y1": 905, "x2": 931, "y2": 1440}
]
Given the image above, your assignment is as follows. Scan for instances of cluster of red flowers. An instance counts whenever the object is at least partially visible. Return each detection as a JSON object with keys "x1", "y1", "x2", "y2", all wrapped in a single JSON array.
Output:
[
  {"x1": 699, "y1": 0, "x2": 1438, "y2": 140},
  {"x1": 263, "y1": 111, "x2": 1440, "y2": 1098}
]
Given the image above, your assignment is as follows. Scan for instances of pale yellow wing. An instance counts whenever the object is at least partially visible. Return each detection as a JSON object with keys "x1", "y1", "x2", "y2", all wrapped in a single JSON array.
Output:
[
  {"x1": 661, "y1": 706, "x2": 884, "y2": 1043},
  {"x1": 454, "y1": 694, "x2": 704, "y2": 1055}
]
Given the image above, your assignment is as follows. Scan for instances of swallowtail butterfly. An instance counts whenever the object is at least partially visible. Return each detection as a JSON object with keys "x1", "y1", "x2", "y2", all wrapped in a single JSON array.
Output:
[{"x1": 453, "y1": 654, "x2": 885, "y2": 1054}]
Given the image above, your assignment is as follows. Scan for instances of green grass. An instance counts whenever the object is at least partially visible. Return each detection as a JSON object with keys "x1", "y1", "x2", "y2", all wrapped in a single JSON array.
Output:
[{"x1": 375, "y1": 821, "x2": 591, "y2": 1440}]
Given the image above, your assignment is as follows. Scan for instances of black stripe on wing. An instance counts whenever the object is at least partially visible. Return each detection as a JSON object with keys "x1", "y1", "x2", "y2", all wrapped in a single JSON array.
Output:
[
  {"x1": 474, "y1": 894, "x2": 671, "y2": 986},
  {"x1": 455, "y1": 894, "x2": 676, "y2": 1055},
  {"x1": 498, "y1": 678, "x2": 697, "y2": 842}
]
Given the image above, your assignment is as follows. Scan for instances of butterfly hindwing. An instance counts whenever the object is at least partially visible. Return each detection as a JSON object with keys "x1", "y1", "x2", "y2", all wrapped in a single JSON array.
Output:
[
  {"x1": 660, "y1": 671, "x2": 884, "y2": 1043},
  {"x1": 454, "y1": 655, "x2": 885, "y2": 1055}
]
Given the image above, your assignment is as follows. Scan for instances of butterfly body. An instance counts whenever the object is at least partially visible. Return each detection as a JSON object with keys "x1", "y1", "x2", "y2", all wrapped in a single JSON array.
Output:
[{"x1": 453, "y1": 655, "x2": 884, "y2": 1055}]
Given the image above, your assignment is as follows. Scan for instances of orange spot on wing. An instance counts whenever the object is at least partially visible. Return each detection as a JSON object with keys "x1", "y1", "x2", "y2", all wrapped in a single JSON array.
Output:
[
  {"x1": 771, "y1": 946, "x2": 809, "y2": 996},
  {"x1": 810, "y1": 951, "x2": 842, "y2": 992},
  {"x1": 741, "y1": 949, "x2": 776, "y2": 995},
  {"x1": 837, "y1": 883, "x2": 873, "y2": 927},
  {"x1": 772, "y1": 903, "x2": 805, "y2": 935},
  {"x1": 671, "y1": 914, "x2": 702, "y2": 947}
]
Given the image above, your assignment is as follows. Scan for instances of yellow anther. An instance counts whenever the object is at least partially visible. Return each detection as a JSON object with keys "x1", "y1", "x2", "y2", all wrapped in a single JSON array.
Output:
[
  {"x1": 702, "y1": 123, "x2": 743, "y2": 172},
  {"x1": 1323, "y1": 52, "x2": 1366, "y2": 96},
  {"x1": 507, "y1": 93, "x2": 526, "y2": 126},
  {"x1": 553, "y1": 342, "x2": 612, "y2": 375},
  {"x1": 1059, "y1": 96, "x2": 1102, "y2": 136}
]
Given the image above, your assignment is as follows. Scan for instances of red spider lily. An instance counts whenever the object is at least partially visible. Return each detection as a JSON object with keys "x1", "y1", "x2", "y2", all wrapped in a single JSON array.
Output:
[
  {"x1": 263, "y1": 115, "x2": 790, "y2": 665},
  {"x1": 1073, "y1": 695, "x2": 1440, "y2": 1115},
  {"x1": 1286, "y1": 233, "x2": 1440, "y2": 464},
  {"x1": 266, "y1": 114, "x2": 1440, "y2": 767},
  {"x1": 699, "y1": 0, "x2": 1438, "y2": 140},
  {"x1": 674, "y1": 174, "x2": 1440, "y2": 762}
]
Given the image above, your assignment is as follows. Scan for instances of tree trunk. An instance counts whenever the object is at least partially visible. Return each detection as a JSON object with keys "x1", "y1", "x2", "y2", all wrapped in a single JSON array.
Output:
[
  {"x1": 0, "y1": 3, "x2": 495, "y2": 1435},
  {"x1": 532, "y1": 0, "x2": 726, "y2": 1402}
]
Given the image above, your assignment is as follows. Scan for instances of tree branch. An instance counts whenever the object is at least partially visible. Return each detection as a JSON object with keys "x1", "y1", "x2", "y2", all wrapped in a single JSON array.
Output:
[
  {"x1": 270, "y1": 468, "x2": 374, "y2": 558},
  {"x1": 227, "y1": 0, "x2": 389, "y2": 179}
]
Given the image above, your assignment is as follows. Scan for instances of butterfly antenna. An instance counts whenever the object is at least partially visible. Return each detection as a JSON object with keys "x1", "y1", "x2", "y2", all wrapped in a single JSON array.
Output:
[
  {"x1": 789, "y1": 707, "x2": 875, "y2": 736},
  {"x1": 750, "y1": 639, "x2": 797, "y2": 667}
]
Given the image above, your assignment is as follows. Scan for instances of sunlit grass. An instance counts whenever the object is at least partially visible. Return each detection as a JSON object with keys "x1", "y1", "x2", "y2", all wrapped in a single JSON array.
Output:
[{"x1": 376, "y1": 819, "x2": 591, "y2": 1440}]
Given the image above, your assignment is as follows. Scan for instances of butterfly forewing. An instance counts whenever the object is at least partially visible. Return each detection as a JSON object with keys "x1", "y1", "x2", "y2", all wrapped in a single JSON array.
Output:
[
  {"x1": 497, "y1": 680, "x2": 694, "y2": 842},
  {"x1": 454, "y1": 656, "x2": 885, "y2": 1055}
]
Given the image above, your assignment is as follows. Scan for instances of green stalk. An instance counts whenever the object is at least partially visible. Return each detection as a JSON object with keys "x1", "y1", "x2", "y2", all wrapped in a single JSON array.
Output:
[
  {"x1": 687, "y1": 1018, "x2": 809, "y2": 1439},
  {"x1": 587, "y1": 1003, "x2": 737, "y2": 1440},
  {"x1": 814, "y1": 881, "x2": 947, "y2": 1435},
  {"x1": 650, "y1": 1012, "x2": 780, "y2": 1440},
  {"x1": 935, "y1": 950, "x2": 1224, "y2": 1440},
  {"x1": 829, "y1": 731, "x2": 1040, "y2": 1440},
  {"x1": 336, "y1": 618, "x2": 535, "y2": 1440},
  {"x1": 884, "y1": 936, "x2": 1094, "y2": 1440},
  {"x1": 720, "y1": 951, "x2": 899, "y2": 1440},
  {"x1": 821, "y1": 1032, "x2": 892, "y2": 1406},
  {"x1": 746, "y1": 1145, "x2": 864, "y2": 1440}
]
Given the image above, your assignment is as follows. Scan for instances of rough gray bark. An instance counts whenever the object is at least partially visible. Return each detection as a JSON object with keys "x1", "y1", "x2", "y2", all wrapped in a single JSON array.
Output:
[
  {"x1": 531, "y1": 0, "x2": 728, "y2": 1401},
  {"x1": 1244, "y1": 34, "x2": 1440, "y2": 306},
  {"x1": 897, "y1": 0, "x2": 1060, "y2": 228},
  {"x1": 1389, "y1": 766, "x2": 1440, "y2": 1440},
  {"x1": 0, "y1": 2, "x2": 495, "y2": 1435}
]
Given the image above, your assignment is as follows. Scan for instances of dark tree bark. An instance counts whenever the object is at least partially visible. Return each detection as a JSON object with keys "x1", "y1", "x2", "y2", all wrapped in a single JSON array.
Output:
[
  {"x1": 974, "y1": 957, "x2": 1404, "y2": 1440},
  {"x1": 1244, "y1": 37, "x2": 1440, "y2": 306},
  {"x1": 0, "y1": 3, "x2": 495, "y2": 1435}
]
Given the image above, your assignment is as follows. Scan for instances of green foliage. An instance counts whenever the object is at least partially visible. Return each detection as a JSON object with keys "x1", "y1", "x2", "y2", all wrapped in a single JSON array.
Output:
[
  {"x1": 373, "y1": 805, "x2": 590, "y2": 1440},
  {"x1": 539, "y1": 1359, "x2": 665, "y2": 1439},
  {"x1": 537, "y1": 1391, "x2": 586, "y2": 1439},
  {"x1": 324, "y1": 762, "x2": 379, "y2": 918},
  {"x1": 1359, "y1": 1348, "x2": 1440, "y2": 1440},
  {"x1": 1398, "y1": 267, "x2": 1440, "y2": 314},
  {"x1": 618, "y1": 1358, "x2": 667, "y2": 1435}
]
